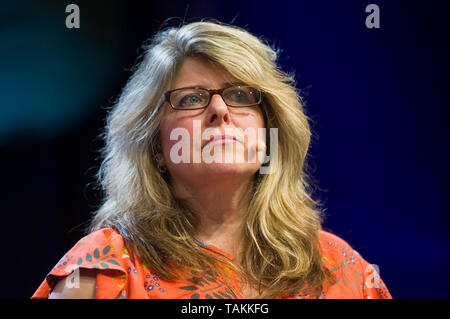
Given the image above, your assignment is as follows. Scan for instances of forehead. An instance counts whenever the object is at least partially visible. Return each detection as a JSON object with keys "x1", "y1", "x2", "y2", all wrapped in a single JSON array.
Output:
[{"x1": 172, "y1": 56, "x2": 238, "y2": 90}]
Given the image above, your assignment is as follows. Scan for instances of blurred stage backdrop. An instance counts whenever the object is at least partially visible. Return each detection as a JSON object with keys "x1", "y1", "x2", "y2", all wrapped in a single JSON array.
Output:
[{"x1": 0, "y1": 0, "x2": 448, "y2": 298}]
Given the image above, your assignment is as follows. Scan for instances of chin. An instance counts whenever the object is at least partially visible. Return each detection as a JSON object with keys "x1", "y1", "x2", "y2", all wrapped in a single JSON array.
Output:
[{"x1": 194, "y1": 162, "x2": 260, "y2": 178}]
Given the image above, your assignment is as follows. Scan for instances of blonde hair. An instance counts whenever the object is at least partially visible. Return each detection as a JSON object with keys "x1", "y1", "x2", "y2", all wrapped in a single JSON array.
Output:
[{"x1": 90, "y1": 20, "x2": 333, "y2": 298}]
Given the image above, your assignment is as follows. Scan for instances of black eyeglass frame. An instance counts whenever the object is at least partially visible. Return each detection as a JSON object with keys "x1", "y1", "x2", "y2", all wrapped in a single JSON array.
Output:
[{"x1": 163, "y1": 85, "x2": 264, "y2": 110}]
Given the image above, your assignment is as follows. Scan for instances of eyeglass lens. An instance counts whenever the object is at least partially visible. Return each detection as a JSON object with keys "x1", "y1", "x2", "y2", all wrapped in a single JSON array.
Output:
[{"x1": 170, "y1": 86, "x2": 261, "y2": 109}]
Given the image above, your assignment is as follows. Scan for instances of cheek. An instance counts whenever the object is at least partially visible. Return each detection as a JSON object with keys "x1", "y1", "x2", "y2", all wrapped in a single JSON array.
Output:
[
  {"x1": 160, "y1": 118, "x2": 195, "y2": 162},
  {"x1": 234, "y1": 111, "x2": 266, "y2": 157},
  {"x1": 234, "y1": 109, "x2": 265, "y2": 129}
]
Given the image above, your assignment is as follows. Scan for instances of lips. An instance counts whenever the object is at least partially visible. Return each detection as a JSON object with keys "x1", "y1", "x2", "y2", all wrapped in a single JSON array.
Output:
[{"x1": 202, "y1": 134, "x2": 239, "y2": 149}]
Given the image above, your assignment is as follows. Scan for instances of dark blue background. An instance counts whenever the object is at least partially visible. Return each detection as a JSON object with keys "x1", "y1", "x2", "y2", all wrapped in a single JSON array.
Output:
[{"x1": 1, "y1": 0, "x2": 448, "y2": 298}]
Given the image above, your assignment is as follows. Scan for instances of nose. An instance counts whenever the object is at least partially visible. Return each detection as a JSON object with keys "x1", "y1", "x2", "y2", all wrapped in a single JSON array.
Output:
[{"x1": 205, "y1": 93, "x2": 231, "y2": 126}]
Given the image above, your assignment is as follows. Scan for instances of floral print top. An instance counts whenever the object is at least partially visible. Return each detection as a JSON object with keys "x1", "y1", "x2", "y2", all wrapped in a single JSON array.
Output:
[{"x1": 31, "y1": 228, "x2": 392, "y2": 299}]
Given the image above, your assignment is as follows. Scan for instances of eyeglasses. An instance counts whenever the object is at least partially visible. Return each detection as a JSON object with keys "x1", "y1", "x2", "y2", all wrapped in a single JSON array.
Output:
[{"x1": 164, "y1": 85, "x2": 263, "y2": 110}]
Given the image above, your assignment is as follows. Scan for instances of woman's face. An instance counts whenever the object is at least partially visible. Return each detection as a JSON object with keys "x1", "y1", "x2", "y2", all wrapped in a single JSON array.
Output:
[{"x1": 159, "y1": 56, "x2": 266, "y2": 185}]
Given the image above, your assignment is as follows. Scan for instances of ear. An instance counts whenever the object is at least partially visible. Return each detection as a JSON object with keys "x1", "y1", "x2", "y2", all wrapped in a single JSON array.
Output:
[{"x1": 155, "y1": 152, "x2": 165, "y2": 165}]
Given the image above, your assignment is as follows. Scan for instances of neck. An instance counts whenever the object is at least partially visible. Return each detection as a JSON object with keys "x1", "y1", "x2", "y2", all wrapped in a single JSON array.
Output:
[{"x1": 172, "y1": 175, "x2": 254, "y2": 259}]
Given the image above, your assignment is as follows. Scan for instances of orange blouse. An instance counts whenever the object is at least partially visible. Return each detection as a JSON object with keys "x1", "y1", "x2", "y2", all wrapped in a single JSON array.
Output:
[{"x1": 31, "y1": 228, "x2": 392, "y2": 299}]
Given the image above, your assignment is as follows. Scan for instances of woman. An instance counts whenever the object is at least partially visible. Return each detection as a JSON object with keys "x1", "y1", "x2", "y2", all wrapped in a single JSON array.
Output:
[{"x1": 32, "y1": 20, "x2": 392, "y2": 299}]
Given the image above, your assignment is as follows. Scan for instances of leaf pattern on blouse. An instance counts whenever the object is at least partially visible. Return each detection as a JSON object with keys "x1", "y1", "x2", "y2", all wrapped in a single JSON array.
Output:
[{"x1": 32, "y1": 228, "x2": 392, "y2": 299}]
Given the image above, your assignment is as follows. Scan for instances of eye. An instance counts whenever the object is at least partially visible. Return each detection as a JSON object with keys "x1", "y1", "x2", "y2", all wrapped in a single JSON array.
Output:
[
  {"x1": 176, "y1": 91, "x2": 208, "y2": 108},
  {"x1": 183, "y1": 95, "x2": 200, "y2": 104},
  {"x1": 225, "y1": 87, "x2": 256, "y2": 104},
  {"x1": 232, "y1": 90, "x2": 247, "y2": 99}
]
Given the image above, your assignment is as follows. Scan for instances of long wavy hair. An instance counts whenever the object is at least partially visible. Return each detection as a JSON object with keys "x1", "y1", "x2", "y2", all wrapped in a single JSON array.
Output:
[{"x1": 89, "y1": 20, "x2": 333, "y2": 298}]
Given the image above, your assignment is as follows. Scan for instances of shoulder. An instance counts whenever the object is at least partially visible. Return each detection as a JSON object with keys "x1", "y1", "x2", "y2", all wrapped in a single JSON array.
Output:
[
  {"x1": 318, "y1": 230, "x2": 358, "y2": 255},
  {"x1": 78, "y1": 227, "x2": 124, "y2": 245},
  {"x1": 317, "y1": 230, "x2": 393, "y2": 299},
  {"x1": 32, "y1": 227, "x2": 129, "y2": 299},
  {"x1": 74, "y1": 227, "x2": 125, "y2": 253},
  {"x1": 318, "y1": 230, "x2": 364, "y2": 270},
  {"x1": 319, "y1": 229, "x2": 353, "y2": 247},
  {"x1": 56, "y1": 227, "x2": 127, "y2": 271}
]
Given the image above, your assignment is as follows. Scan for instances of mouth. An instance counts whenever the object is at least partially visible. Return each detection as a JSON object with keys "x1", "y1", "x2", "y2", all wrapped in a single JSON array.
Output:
[{"x1": 202, "y1": 134, "x2": 239, "y2": 149}]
